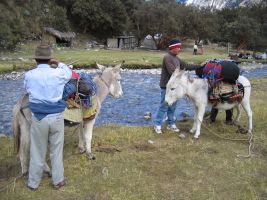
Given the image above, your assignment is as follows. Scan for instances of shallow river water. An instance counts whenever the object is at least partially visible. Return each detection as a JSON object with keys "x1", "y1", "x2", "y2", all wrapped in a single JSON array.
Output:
[{"x1": 1, "y1": 65, "x2": 267, "y2": 137}]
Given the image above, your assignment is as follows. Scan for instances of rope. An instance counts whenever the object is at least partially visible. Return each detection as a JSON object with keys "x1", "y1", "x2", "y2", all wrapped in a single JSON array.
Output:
[
  {"x1": 183, "y1": 94, "x2": 253, "y2": 158},
  {"x1": 88, "y1": 155, "x2": 108, "y2": 175},
  {"x1": 200, "y1": 120, "x2": 250, "y2": 141},
  {"x1": 195, "y1": 111, "x2": 254, "y2": 158},
  {"x1": 0, "y1": 174, "x2": 23, "y2": 192},
  {"x1": 236, "y1": 134, "x2": 253, "y2": 158}
]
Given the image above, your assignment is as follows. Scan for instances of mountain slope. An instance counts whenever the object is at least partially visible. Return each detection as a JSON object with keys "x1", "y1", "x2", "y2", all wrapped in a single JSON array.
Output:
[{"x1": 189, "y1": 0, "x2": 265, "y2": 9}]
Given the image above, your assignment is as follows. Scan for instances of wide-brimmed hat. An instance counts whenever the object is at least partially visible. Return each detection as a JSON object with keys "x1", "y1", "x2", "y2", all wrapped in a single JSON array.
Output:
[{"x1": 32, "y1": 44, "x2": 53, "y2": 59}]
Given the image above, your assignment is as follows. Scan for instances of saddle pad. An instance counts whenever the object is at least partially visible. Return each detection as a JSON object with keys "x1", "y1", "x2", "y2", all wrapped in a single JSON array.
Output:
[
  {"x1": 63, "y1": 107, "x2": 83, "y2": 123},
  {"x1": 83, "y1": 95, "x2": 98, "y2": 119}
]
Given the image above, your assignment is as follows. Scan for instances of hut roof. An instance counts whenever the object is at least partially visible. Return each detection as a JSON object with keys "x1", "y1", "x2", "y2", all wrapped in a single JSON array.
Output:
[{"x1": 43, "y1": 27, "x2": 75, "y2": 41}]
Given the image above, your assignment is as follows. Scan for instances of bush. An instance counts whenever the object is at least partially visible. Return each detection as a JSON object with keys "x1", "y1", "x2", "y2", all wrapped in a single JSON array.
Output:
[{"x1": 0, "y1": 23, "x2": 17, "y2": 50}]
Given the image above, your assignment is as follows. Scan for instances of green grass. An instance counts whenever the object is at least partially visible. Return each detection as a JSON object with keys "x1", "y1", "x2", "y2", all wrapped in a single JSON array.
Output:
[
  {"x1": 1, "y1": 41, "x2": 266, "y2": 74},
  {"x1": 0, "y1": 42, "x2": 266, "y2": 199}
]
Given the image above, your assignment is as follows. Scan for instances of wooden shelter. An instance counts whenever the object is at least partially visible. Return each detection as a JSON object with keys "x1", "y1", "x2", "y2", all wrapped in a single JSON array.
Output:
[{"x1": 42, "y1": 27, "x2": 75, "y2": 47}]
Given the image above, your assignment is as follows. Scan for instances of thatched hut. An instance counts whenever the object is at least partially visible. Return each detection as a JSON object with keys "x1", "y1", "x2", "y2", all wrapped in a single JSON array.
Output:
[{"x1": 42, "y1": 27, "x2": 75, "y2": 47}]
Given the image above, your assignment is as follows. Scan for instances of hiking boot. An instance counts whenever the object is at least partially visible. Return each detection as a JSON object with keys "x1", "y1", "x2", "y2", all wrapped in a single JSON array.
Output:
[
  {"x1": 167, "y1": 124, "x2": 180, "y2": 132},
  {"x1": 206, "y1": 118, "x2": 215, "y2": 123},
  {"x1": 154, "y1": 125, "x2": 162, "y2": 134}
]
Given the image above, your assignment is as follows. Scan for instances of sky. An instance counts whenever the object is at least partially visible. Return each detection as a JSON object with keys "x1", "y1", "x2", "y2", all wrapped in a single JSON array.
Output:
[{"x1": 187, "y1": 0, "x2": 193, "y2": 3}]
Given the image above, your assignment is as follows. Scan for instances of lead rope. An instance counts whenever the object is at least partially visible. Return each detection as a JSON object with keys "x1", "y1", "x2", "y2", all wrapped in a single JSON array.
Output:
[
  {"x1": 0, "y1": 174, "x2": 23, "y2": 192},
  {"x1": 184, "y1": 73, "x2": 254, "y2": 158},
  {"x1": 88, "y1": 155, "x2": 109, "y2": 175},
  {"x1": 194, "y1": 111, "x2": 253, "y2": 158}
]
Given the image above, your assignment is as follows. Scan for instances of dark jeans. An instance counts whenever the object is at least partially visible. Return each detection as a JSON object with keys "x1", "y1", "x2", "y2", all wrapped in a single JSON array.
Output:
[{"x1": 210, "y1": 108, "x2": 233, "y2": 122}]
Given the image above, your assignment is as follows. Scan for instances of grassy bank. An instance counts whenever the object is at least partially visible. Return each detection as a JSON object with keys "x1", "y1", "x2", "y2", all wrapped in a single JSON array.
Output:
[
  {"x1": 1, "y1": 41, "x2": 267, "y2": 74},
  {"x1": 0, "y1": 77, "x2": 266, "y2": 200}
]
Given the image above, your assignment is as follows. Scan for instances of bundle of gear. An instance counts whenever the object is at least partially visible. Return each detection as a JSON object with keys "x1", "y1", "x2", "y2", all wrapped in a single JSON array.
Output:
[
  {"x1": 62, "y1": 71, "x2": 98, "y2": 124},
  {"x1": 196, "y1": 59, "x2": 244, "y2": 103}
]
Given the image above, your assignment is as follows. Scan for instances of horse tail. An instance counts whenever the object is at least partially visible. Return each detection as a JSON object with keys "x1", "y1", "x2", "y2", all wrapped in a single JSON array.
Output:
[
  {"x1": 12, "y1": 98, "x2": 22, "y2": 154},
  {"x1": 13, "y1": 94, "x2": 30, "y2": 154}
]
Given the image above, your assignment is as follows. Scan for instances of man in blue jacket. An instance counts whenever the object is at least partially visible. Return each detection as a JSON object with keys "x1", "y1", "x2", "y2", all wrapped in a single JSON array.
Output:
[{"x1": 25, "y1": 44, "x2": 72, "y2": 190}]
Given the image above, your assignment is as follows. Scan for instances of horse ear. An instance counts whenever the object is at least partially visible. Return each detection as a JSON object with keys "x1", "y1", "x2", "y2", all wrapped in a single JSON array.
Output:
[
  {"x1": 96, "y1": 62, "x2": 106, "y2": 72},
  {"x1": 178, "y1": 69, "x2": 186, "y2": 76},
  {"x1": 113, "y1": 60, "x2": 124, "y2": 73},
  {"x1": 172, "y1": 68, "x2": 180, "y2": 77}
]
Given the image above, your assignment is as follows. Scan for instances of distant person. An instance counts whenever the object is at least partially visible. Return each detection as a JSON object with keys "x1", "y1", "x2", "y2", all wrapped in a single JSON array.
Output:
[
  {"x1": 25, "y1": 44, "x2": 71, "y2": 190},
  {"x1": 200, "y1": 44, "x2": 204, "y2": 55},
  {"x1": 154, "y1": 39, "x2": 206, "y2": 134},
  {"x1": 193, "y1": 43, "x2": 198, "y2": 55},
  {"x1": 261, "y1": 52, "x2": 266, "y2": 59}
]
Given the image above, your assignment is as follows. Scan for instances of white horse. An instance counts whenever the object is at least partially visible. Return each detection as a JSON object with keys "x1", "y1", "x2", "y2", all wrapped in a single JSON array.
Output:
[
  {"x1": 12, "y1": 62, "x2": 124, "y2": 177},
  {"x1": 165, "y1": 69, "x2": 253, "y2": 140}
]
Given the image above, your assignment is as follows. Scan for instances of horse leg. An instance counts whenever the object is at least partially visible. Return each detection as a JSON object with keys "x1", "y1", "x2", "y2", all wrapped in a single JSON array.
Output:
[
  {"x1": 78, "y1": 124, "x2": 86, "y2": 154},
  {"x1": 234, "y1": 104, "x2": 242, "y2": 122},
  {"x1": 241, "y1": 101, "x2": 253, "y2": 134},
  {"x1": 188, "y1": 105, "x2": 198, "y2": 135},
  {"x1": 44, "y1": 163, "x2": 52, "y2": 177},
  {"x1": 83, "y1": 119, "x2": 96, "y2": 160},
  {"x1": 190, "y1": 104, "x2": 206, "y2": 139}
]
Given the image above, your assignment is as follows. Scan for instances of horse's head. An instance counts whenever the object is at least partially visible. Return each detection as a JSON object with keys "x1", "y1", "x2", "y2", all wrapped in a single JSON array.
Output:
[
  {"x1": 165, "y1": 69, "x2": 186, "y2": 106},
  {"x1": 96, "y1": 61, "x2": 124, "y2": 98}
]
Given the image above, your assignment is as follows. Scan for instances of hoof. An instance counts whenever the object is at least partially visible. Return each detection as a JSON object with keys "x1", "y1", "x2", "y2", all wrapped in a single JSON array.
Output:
[
  {"x1": 79, "y1": 149, "x2": 86, "y2": 154},
  {"x1": 187, "y1": 131, "x2": 193, "y2": 135},
  {"x1": 192, "y1": 137, "x2": 198, "y2": 141},
  {"x1": 45, "y1": 171, "x2": 52, "y2": 178},
  {"x1": 23, "y1": 172, "x2": 29, "y2": 179},
  {"x1": 88, "y1": 153, "x2": 96, "y2": 160}
]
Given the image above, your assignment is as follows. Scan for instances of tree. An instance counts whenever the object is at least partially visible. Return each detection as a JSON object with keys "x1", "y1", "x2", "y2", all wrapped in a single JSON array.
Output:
[
  {"x1": 71, "y1": 0, "x2": 100, "y2": 34},
  {"x1": 132, "y1": 0, "x2": 184, "y2": 49},
  {"x1": 243, "y1": 3, "x2": 267, "y2": 52},
  {"x1": 0, "y1": 20, "x2": 17, "y2": 49},
  {"x1": 224, "y1": 15, "x2": 260, "y2": 52},
  {"x1": 71, "y1": 0, "x2": 128, "y2": 39},
  {"x1": 98, "y1": 0, "x2": 129, "y2": 37}
]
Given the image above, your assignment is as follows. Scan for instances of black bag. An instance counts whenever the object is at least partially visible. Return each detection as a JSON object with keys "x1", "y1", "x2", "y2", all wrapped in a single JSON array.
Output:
[
  {"x1": 220, "y1": 61, "x2": 240, "y2": 81},
  {"x1": 78, "y1": 77, "x2": 93, "y2": 96}
]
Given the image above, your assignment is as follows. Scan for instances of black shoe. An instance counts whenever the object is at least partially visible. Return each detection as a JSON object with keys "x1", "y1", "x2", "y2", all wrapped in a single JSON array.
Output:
[
  {"x1": 27, "y1": 184, "x2": 38, "y2": 191},
  {"x1": 206, "y1": 118, "x2": 215, "y2": 123},
  {"x1": 225, "y1": 120, "x2": 234, "y2": 125}
]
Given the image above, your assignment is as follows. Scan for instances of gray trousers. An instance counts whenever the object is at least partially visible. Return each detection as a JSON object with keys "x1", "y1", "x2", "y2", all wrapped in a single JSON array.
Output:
[{"x1": 28, "y1": 114, "x2": 65, "y2": 188}]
